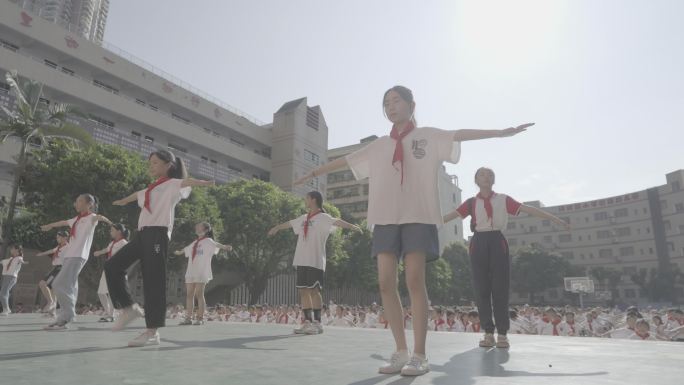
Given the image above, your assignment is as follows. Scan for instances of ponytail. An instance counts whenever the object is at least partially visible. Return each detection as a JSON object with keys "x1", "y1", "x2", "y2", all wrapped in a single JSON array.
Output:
[
  {"x1": 150, "y1": 150, "x2": 188, "y2": 179},
  {"x1": 112, "y1": 223, "x2": 130, "y2": 240},
  {"x1": 80, "y1": 193, "x2": 98, "y2": 213},
  {"x1": 199, "y1": 222, "x2": 214, "y2": 239},
  {"x1": 307, "y1": 191, "x2": 325, "y2": 213}
]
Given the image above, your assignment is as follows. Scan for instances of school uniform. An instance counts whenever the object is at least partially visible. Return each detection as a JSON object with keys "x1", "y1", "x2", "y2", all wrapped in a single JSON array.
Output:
[
  {"x1": 105, "y1": 177, "x2": 191, "y2": 329},
  {"x1": 52, "y1": 213, "x2": 99, "y2": 324},
  {"x1": 456, "y1": 192, "x2": 522, "y2": 335},
  {"x1": 290, "y1": 211, "x2": 337, "y2": 289},
  {"x1": 97, "y1": 239, "x2": 128, "y2": 316},
  {"x1": 43, "y1": 245, "x2": 66, "y2": 289},
  {"x1": 466, "y1": 322, "x2": 482, "y2": 333},
  {"x1": 629, "y1": 332, "x2": 656, "y2": 341},
  {"x1": 345, "y1": 126, "x2": 460, "y2": 262},
  {"x1": 559, "y1": 321, "x2": 578, "y2": 336},
  {"x1": 183, "y1": 237, "x2": 220, "y2": 283},
  {"x1": 608, "y1": 327, "x2": 635, "y2": 339},
  {"x1": 1, "y1": 256, "x2": 25, "y2": 313},
  {"x1": 537, "y1": 319, "x2": 562, "y2": 336}
]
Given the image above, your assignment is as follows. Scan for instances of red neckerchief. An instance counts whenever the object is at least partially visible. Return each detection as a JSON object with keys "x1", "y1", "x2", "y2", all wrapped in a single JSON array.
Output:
[
  {"x1": 192, "y1": 236, "x2": 208, "y2": 262},
  {"x1": 679, "y1": 319, "x2": 684, "y2": 326},
  {"x1": 70, "y1": 212, "x2": 92, "y2": 238},
  {"x1": 435, "y1": 318, "x2": 445, "y2": 331},
  {"x1": 279, "y1": 314, "x2": 288, "y2": 324},
  {"x1": 107, "y1": 238, "x2": 125, "y2": 259},
  {"x1": 476, "y1": 191, "x2": 495, "y2": 222},
  {"x1": 552, "y1": 319, "x2": 561, "y2": 336},
  {"x1": 636, "y1": 331, "x2": 650, "y2": 340},
  {"x1": 303, "y1": 209, "x2": 322, "y2": 239},
  {"x1": 52, "y1": 244, "x2": 64, "y2": 262},
  {"x1": 472, "y1": 323, "x2": 481, "y2": 332},
  {"x1": 389, "y1": 121, "x2": 415, "y2": 185},
  {"x1": 567, "y1": 320, "x2": 576, "y2": 334},
  {"x1": 447, "y1": 319, "x2": 456, "y2": 328},
  {"x1": 588, "y1": 319, "x2": 594, "y2": 331},
  {"x1": 144, "y1": 177, "x2": 171, "y2": 213}
]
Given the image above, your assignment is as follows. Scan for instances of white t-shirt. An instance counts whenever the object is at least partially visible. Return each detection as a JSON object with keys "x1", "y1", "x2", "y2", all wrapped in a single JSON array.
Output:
[
  {"x1": 136, "y1": 178, "x2": 191, "y2": 238},
  {"x1": 183, "y1": 238, "x2": 220, "y2": 283},
  {"x1": 62, "y1": 213, "x2": 99, "y2": 261},
  {"x1": 629, "y1": 332, "x2": 656, "y2": 341},
  {"x1": 49, "y1": 244, "x2": 67, "y2": 266},
  {"x1": 345, "y1": 127, "x2": 460, "y2": 226},
  {"x1": 290, "y1": 212, "x2": 337, "y2": 271},
  {"x1": 1, "y1": 256, "x2": 24, "y2": 277},
  {"x1": 456, "y1": 193, "x2": 522, "y2": 232},
  {"x1": 106, "y1": 239, "x2": 128, "y2": 260}
]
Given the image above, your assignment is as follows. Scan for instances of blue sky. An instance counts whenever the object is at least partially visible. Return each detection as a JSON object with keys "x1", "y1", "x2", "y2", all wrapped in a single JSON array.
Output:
[{"x1": 105, "y1": 0, "x2": 683, "y2": 206}]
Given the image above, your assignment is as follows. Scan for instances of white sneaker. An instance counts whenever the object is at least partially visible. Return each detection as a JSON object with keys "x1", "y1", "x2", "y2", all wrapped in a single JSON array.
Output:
[
  {"x1": 479, "y1": 333, "x2": 495, "y2": 347},
  {"x1": 304, "y1": 321, "x2": 320, "y2": 335},
  {"x1": 401, "y1": 355, "x2": 430, "y2": 376},
  {"x1": 378, "y1": 350, "x2": 410, "y2": 374},
  {"x1": 112, "y1": 304, "x2": 144, "y2": 331},
  {"x1": 178, "y1": 318, "x2": 193, "y2": 326},
  {"x1": 43, "y1": 322, "x2": 68, "y2": 331},
  {"x1": 315, "y1": 321, "x2": 324, "y2": 334},
  {"x1": 128, "y1": 330, "x2": 160, "y2": 347},
  {"x1": 193, "y1": 319, "x2": 205, "y2": 326},
  {"x1": 294, "y1": 321, "x2": 310, "y2": 335},
  {"x1": 0, "y1": 311, "x2": 10, "y2": 316}
]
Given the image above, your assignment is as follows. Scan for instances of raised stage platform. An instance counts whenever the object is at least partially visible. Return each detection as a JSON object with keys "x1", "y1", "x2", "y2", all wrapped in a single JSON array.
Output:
[{"x1": 1, "y1": 314, "x2": 680, "y2": 385}]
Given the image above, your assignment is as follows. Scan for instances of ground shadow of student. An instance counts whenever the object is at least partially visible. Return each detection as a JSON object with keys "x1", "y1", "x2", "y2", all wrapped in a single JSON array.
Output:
[
  {"x1": 430, "y1": 347, "x2": 608, "y2": 385},
  {"x1": 350, "y1": 348, "x2": 608, "y2": 385},
  {"x1": 156, "y1": 333, "x2": 300, "y2": 352}
]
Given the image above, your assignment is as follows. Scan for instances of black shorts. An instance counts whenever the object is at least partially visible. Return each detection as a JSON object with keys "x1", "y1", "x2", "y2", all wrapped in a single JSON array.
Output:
[
  {"x1": 43, "y1": 266, "x2": 62, "y2": 289},
  {"x1": 371, "y1": 223, "x2": 440, "y2": 263},
  {"x1": 295, "y1": 266, "x2": 324, "y2": 289}
]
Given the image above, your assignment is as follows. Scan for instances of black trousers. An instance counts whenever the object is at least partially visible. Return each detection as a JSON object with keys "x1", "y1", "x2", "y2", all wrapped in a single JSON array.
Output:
[
  {"x1": 105, "y1": 227, "x2": 168, "y2": 328},
  {"x1": 469, "y1": 230, "x2": 510, "y2": 335}
]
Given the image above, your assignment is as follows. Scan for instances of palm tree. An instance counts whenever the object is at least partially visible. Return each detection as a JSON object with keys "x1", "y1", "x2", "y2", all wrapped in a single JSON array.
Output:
[{"x1": 0, "y1": 70, "x2": 93, "y2": 257}]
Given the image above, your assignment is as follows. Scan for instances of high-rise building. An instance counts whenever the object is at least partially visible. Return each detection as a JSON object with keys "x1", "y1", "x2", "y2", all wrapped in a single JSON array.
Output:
[{"x1": 9, "y1": 0, "x2": 109, "y2": 44}]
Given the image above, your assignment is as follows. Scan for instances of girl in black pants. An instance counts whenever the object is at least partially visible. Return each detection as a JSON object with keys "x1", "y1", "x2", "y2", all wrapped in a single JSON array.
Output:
[
  {"x1": 107, "y1": 150, "x2": 214, "y2": 347},
  {"x1": 444, "y1": 167, "x2": 569, "y2": 348}
]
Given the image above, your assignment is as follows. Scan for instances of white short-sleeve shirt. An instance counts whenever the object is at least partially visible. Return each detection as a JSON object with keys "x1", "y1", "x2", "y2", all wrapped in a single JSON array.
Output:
[
  {"x1": 136, "y1": 178, "x2": 191, "y2": 238},
  {"x1": 183, "y1": 238, "x2": 220, "y2": 283},
  {"x1": 62, "y1": 213, "x2": 99, "y2": 261},
  {"x1": 1, "y1": 256, "x2": 24, "y2": 277},
  {"x1": 345, "y1": 127, "x2": 460, "y2": 226},
  {"x1": 290, "y1": 212, "x2": 337, "y2": 271},
  {"x1": 106, "y1": 239, "x2": 128, "y2": 260},
  {"x1": 456, "y1": 193, "x2": 522, "y2": 232}
]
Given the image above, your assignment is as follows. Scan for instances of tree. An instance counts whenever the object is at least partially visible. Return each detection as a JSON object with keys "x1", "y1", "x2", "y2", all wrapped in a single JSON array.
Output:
[
  {"x1": 210, "y1": 179, "x2": 303, "y2": 304},
  {"x1": 511, "y1": 246, "x2": 574, "y2": 304},
  {"x1": 589, "y1": 266, "x2": 623, "y2": 304},
  {"x1": 330, "y1": 221, "x2": 376, "y2": 292},
  {"x1": 426, "y1": 258, "x2": 453, "y2": 304},
  {"x1": 440, "y1": 242, "x2": 474, "y2": 304},
  {"x1": 630, "y1": 266, "x2": 683, "y2": 303},
  {"x1": 169, "y1": 187, "x2": 224, "y2": 272},
  {"x1": 0, "y1": 70, "x2": 93, "y2": 257},
  {"x1": 19, "y1": 141, "x2": 149, "y2": 298}
]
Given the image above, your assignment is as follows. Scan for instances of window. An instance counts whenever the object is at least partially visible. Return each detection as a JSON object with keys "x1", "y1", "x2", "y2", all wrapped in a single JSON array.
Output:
[
  {"x1": 92, "y1": 79, "x2": 119, "y2": 94},
  {"x1": 228, "y1": 165, "x2": 243, "y2": 173},
  {"x1": 660, "y1": 200, "x2": 668, "y2": 209},
  {"x1": 303, "y1": 149, "x2": 320, "y2": 165},
  {"x1": 230, "y1": 138, "x2": 245, "y2": 147},
  {"x1": 144, "y1": 136, "x2": 154, "y2": 143},
  {"x1": 508, "y1": 238, "x2": 518, "y2": 246},
  {"x1": 543, "y1": 235, "x2": 552, "y2": 243},
  {"x1": 363, "y1": 185, "x2": 369, "y2": 195},
  {"x1": 61, "y1": 67, "x2": 74, "y2": 76},
  {"x1": 559, "y1": 234, "x2": 572, "y2": 243},
  {"x1": 89, "y1": 115, "x2": 114, "y2": 128},
  {"x1": 306, "y1": 107, "x2": 319, "y2": 130},
  {"x1": 528, "y1": 226, "x2": 538, "y2": 233},
  {"x1": 614, "y1": 208, "x2": 628, "y2": 218},
  {"x1": 454, "y1": 225, "x2": 458, "y2": 235},
  {"x1": 149, "y1": 105, "x2": 159, "y2": 111},
  {"x1": 597, "y1": 230, "x2": 611, "y2": 239},
  {"x1": 507, "y1": 222, "x2": 516, "y2": 230},
  {"x1": 615, "y1": 227, "x2": 631, "y2": 237},
  {"x1": 131, "y1": 131, "x2": 141, "y2": 138},
  {"x1": 599, "y1": 249, "x2": 613, "y2": 258},
  {"x1": 0, "y1": 39, "x2": 19, "y2": 52},
  {"x1": 664, "y1": 221, "x2": 671, "y2": 231},
  {"x1": 673, "y1": 181, "x2": 681, "y2": 192},
  {"x1": 624, "y1": 289, "x2": 636, "y2": 298},
  {"x1": 561, "y1": 252, "x2": 574, "y2": 260},
  {"x1": 167, "y1": 143, "x2": 187, "y2": 153},
  {"x1": 171, "y1": 113, "x2": 190, "y2": 124},
  {"x1": 542, "y1": 219, "x2": 550, "y2": 227},
  {"x1": 135, "y1": 99, "x2": 146, "y2": 106},
  {"x1": 619, "y1": 247, "x2": 635, "y2": 256},
  {"x1": 594, "y1": 212, "x2": 608, "y2": 221},
  {"x1": 44, "y1": 59, "x2": 58, "y2": 69},
  {"x1": 675, "y1": 203, "x2": 684, "y2": 213}
]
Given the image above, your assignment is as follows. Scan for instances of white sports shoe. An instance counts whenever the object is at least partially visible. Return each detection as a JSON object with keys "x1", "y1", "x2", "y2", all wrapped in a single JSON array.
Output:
[
  {"x1": 112, "y1": 304, "x2": 144, "y2": 331},
  {"x1": 400, "y1": 354, "x2": 430, "y2": 376},
  {"x1": 378, "y1": 350, "x2": 410, "y2": 374},
  {"x1": 128, "y1": 330, "x2": 160, "y2": 347},
  {"x1": 294, "y1": 321, "x2": 310, "y2": 335}
]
